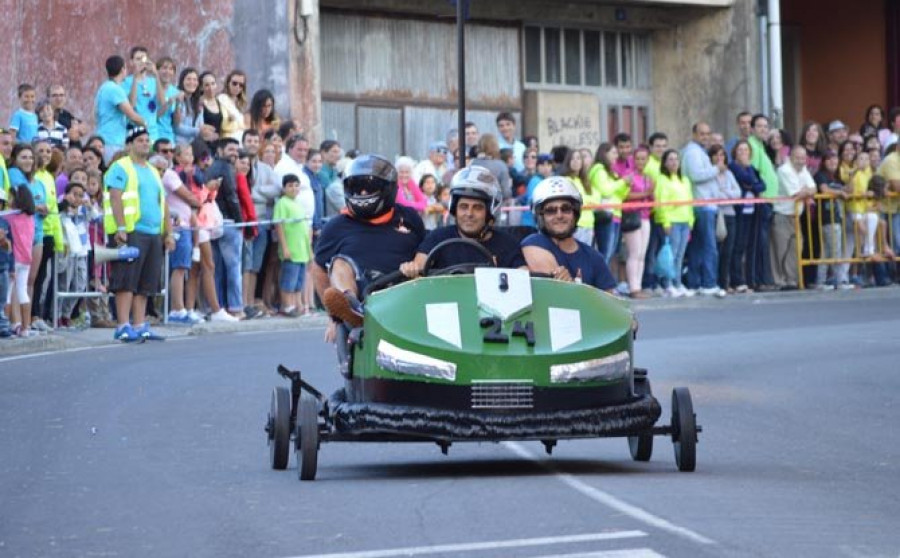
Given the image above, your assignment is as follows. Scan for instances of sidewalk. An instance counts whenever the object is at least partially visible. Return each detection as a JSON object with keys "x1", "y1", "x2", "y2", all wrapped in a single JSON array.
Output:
[
  {"x1": 2, "y1": 285, "x2": 897, "y2": 359},
  {"x1": 0, "y1": 312, "x2": 331, "y2": 359}
]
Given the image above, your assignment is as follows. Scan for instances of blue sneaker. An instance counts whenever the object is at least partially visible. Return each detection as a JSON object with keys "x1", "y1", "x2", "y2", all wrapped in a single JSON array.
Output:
[
  {"x1": 135, "y1": 322, "x2": 165, "y2": 341},
  {"x1": 113, "y1": 324, "x2": 143, "y2": 343},
  {"x1": 167, "y1": 311, "x2": 189, "y2": 325}
]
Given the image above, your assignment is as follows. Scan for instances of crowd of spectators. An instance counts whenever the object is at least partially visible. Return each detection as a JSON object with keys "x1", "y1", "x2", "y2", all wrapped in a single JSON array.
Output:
[{"x1": 1, "y1": 44, "x2": 898, "y2": 339}]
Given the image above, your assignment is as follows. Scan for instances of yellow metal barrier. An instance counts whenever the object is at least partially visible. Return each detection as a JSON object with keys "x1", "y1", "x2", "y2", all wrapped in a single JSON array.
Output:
[{"x1": 796, "y1": 192, "x2": 898, "y2": 289}]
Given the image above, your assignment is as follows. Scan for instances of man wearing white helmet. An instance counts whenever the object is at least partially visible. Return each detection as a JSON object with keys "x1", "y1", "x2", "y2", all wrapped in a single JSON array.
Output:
[
  {"x1": 522, "y1": 176, "x2": 617, "y2": 292},
  {"x1": 399, "y1": 165, "x2": 525, "y2": 277}
]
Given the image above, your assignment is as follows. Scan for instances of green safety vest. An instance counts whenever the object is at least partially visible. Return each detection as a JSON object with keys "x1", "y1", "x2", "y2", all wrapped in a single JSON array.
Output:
[
  {"x1": 0, "y1": 156, "x2": 8, "y2": 195},
  {"x1": 103, "y1": 156, "x2": 165, "y2": 235}
]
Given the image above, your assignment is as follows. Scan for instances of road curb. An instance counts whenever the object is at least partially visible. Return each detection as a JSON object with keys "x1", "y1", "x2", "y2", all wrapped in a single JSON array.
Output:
[{"x1": 2, "y1": 286, "x2": 897, "y2": 358}]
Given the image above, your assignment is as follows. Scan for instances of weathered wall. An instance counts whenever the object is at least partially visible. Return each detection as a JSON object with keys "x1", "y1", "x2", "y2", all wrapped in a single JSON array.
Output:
[
  {"x1": 323, "y1": 0, "x2": 759, "y2": 147},
  {"x1": 0, "y1": 0, "x2": 297, "y2": 134},
  {"x1": 650, "y1": 0, "x2": 760, "y2": 146}
]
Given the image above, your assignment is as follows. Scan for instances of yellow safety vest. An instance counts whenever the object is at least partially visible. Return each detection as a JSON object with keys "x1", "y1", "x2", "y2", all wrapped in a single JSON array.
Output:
[
  {"x1": 35, "y1": 169, "x2": 65, "y2": 252},
  {"x1": 103, "y1": 156, "x2": 165, "y2": 234},
  {"x1": 0, "y1": 156, "x2": 9, "y2": 194}
]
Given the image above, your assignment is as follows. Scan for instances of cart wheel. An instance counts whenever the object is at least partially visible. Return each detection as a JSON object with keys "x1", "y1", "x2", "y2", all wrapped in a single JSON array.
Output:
[
  {"x1": 628, "y1": 377, "x2": 653, "y2": 462},
  {"x1": 268, "y1": 387, "x2": 291, "y2": 470},
  {"x1": 671, "y1": 387, "x2": 697, "y2": 472},
  {"x1": 296, "y1": 392, "x2": 319, "y2": 481}
]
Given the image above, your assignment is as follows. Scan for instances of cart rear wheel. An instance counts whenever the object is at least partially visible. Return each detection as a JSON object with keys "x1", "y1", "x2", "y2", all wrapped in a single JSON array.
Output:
[
  {"x1": 671, "y1": 387, "x2": 697, "y2": 472},
  {"x1": 268, "y1": 387, "x2": 291, "y2": 470},
  {"x1": 296, "y1": 393, "x2": 319, "y2": 481},
  {"x1": 628, "y1": 377, "x2": 653, "y2": 462}
]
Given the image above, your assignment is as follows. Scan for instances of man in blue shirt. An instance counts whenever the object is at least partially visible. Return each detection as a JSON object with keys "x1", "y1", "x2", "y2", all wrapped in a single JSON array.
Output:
[
  {"x1": 94, "y1": 55, "x2": 146, "y2": 163},
  {"x1": 680, "y1": 121, "x2": 725, "y2": 295},
  {"x1": 105, "y1": 126, "x2": 173, "y2": 342},
  {"x1": 399, "y1": 165, "x2": 526, "y2": 278},
  {"x1": 496, "y1": 112, "x2": 526, "y2": 173},
  {"x1": 121, "y1": 46, "x2": 166, "y2": 143},
  {"x1": 521, "y1": 176, "x2": 616, "y2": 292}
]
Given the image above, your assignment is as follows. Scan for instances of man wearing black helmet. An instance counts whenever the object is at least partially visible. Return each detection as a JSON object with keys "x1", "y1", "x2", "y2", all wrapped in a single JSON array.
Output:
[
  {"x1": 522, "y1": 176, "x2": 617, "y2": 292},
  {"x1": 314, "y1": 154, "x2": 425, "y2": 330},
  {"x1": 399, "y1": 165, "x2": 526, "y2": 278}
]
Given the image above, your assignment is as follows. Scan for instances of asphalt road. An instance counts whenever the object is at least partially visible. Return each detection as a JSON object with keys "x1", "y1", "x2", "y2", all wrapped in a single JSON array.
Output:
[{"x1": 1, "y1": 290, "x2": 899, "y2": 558}]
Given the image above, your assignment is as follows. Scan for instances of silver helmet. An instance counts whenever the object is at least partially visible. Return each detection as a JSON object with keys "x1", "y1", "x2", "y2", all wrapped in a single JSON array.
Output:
[
  {"x1": 449, "y1": 165, "x2": 502, "y2": 219},
  {"x1": 531, "y1": 176, "x2": 582, "y2": 239}
]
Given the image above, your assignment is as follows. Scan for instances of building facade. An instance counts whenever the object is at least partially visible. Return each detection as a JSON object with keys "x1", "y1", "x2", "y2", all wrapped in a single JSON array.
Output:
[{"x1": 0, "y1": 0, "x2": 893, "y2": 159}]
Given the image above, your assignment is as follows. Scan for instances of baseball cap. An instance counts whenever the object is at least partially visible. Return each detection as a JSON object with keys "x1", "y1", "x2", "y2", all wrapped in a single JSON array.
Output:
[
  {"x1": 536, "y1": 153, "x2": 553, "y2": 164},
  {"x1": 827, "y1": 120, "x2": 847, "y2": 133},
  {"x1": 429, "y1": 141, "x2": 448, "y2": 153},
  {"x1": 125, "y1": 126, "x2": 149, "y2": 144}
]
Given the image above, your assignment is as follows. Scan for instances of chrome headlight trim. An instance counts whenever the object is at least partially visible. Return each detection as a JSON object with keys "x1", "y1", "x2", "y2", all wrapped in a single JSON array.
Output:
[
  {"x1": 375, "y1": 339, "x2": 457, "y2": 381},
  {"x1": 550, "y1": 351, "x2": 631, "y2": 383}
]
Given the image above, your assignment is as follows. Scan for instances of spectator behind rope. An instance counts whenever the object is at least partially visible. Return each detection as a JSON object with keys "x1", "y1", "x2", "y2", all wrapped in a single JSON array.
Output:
[{"x1": 104, "y1": 126, "x2": 173, "y2": 342}]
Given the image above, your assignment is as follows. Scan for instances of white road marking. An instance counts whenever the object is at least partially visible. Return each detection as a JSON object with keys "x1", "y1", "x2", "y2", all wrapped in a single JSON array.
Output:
[
  {"x1": 280, "y1": 530, "x2": 647, "y2": 558},
  {"x1": 536, "y1": 550, "x2": 666, "y2": 558},
  {"x1": 0, "y1": 343, "x2": 122, "y2": 364},
  {"x1": 503, "y1": 442, "x2": 716, "y2": 546}
]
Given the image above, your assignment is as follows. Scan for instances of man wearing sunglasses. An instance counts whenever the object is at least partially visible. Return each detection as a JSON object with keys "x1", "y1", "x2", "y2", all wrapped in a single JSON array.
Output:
[{"x1": 521, "y1": 176, "x2": 616, "y2": 292}]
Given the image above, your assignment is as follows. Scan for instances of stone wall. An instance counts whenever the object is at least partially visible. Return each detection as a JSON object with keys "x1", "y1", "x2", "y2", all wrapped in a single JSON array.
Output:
[
  {"x1": 0, "y1": 0, "x2": 306, "y2": 138},
  {"x1": 651, "y1": 0, "x2": 761, "y2": 145}
]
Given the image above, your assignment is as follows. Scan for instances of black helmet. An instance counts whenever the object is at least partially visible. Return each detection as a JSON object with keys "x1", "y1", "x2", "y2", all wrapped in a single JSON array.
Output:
[{"x1": 342, "y1": 154, "x2": 398, "y2": 219}]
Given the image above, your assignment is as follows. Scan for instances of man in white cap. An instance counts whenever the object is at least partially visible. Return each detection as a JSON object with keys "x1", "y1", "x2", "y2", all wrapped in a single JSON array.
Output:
[
  {"x1": 413, "y1": 141, "x2": 449, "y2": 185},
  {"x1": 826, "y1": 120, "x2": 849, "y2": 153}
]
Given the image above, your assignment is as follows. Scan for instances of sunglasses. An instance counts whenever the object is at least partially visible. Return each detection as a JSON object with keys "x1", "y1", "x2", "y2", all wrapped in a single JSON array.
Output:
[
  {"x1": 542, "y1": 204, "x2": 575, "y2": 215},
  {"x1": 230, "y1": 80, "x2": 245, "y2": 88}
]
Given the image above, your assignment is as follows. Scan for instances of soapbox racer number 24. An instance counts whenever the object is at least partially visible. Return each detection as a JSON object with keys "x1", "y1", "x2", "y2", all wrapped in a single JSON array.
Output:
[{"x1": 265, "y1": 240, "x2": 701, "y2": 481}]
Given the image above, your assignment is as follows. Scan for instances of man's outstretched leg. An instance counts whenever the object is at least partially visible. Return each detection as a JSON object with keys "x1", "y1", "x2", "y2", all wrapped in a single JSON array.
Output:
[{"x1": 316, "y1": 257, "x2": 364, "y2": 329}]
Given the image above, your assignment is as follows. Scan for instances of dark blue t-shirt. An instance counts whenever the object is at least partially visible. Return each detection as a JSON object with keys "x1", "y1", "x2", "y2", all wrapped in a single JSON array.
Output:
[
  {"x1": 521, "y1": 232, "x2": 616, "y2": 291},
  {"x1": 314, "y1": 205, "x2": 425, "y2": 275},
  {"x1": 417, "y1": 225, "x2": 526, "y2": 269}
]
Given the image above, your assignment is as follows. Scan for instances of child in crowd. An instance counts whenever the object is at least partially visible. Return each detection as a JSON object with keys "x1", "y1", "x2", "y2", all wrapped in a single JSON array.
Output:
[
  {"x1": 35, "y1": 99, "x2": 69, "y2": 150},
  {"x1": 83, "y1": 168, "x2": 115, "y2": 327},
  {"x1": 8, "y1": 84, "x2": 38, "y2": 143},
  {"x1": 436, "y1": 184, "x2": 455, "y2": 227},
  {"x1": 6, "y1": 186, "x2": 37, "y2": 337},
  {"x1": 274, "y1": 174, "x2": 311, "y2": 317},
  {"x1": 57, "y1": 181, "x2": 90, "y2": 328},
  {"x1": 847, "y1": 150, "x2": 874, "y2": 257},
  {"x1": 0, "y1": 188, "x2": 12, "y2": 337},
  {"x1": 235, "y1": 150, "x2": 259, "y2": 317},
  {"x1": 862, "y1": 175, "x2": 894, "y2": 260},
  {"x1": 419, "y1": 174, "x2": 444, "y2": 230},
  {"x1": 152, "y1": 152, "x2": 201, "y2": 325}
]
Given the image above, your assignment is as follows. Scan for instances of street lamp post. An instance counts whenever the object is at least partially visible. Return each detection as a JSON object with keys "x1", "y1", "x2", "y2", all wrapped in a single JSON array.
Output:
[{"x1": 457, "y1": 0, "x2": 467, "y2": 168}]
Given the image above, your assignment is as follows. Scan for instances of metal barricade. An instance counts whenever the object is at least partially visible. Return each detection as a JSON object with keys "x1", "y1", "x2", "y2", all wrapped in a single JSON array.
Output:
[
  {"x1": 52, "y1": 247, "x2": 170, "y2": 328},
  {"x1": 796, "y1": 193, "x2": 898, "y2": 289}
]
